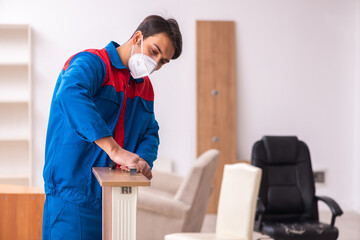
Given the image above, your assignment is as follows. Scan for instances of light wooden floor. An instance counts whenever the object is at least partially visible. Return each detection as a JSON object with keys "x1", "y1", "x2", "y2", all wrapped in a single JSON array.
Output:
[{"x1": 201, "y1": 211, "x2": 360, "y2": 240}]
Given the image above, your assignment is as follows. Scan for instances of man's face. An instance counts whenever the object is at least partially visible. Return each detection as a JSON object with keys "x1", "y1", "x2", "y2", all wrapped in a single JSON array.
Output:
[{"x1": 133, "y1": 32, "x2": 175, "y2": 71}]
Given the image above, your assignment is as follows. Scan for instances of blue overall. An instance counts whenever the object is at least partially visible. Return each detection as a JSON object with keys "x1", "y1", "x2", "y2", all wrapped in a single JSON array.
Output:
[{"x1": 42, "y1": 41, "x2": 159, "y2": 239}]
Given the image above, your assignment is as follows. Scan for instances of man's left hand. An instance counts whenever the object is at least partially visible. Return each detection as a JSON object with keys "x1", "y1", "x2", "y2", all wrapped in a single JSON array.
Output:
[
  {"x1": 119, "y1": 158, "x2": 152, "y2": 180},
  {"x1": 138, "y1": 158, "x2": 152, "y2": 180}
]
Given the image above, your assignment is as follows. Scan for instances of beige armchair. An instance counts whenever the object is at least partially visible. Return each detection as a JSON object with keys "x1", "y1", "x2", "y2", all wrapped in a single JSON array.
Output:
[{"x1": 136, "y1": 149, "x2": 220, "y2": 240}]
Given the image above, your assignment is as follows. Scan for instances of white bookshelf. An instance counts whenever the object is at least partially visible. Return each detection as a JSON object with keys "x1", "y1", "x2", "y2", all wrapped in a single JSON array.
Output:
[{"x1": 0, "y1": 24, "x2": 32, "y2": 186}]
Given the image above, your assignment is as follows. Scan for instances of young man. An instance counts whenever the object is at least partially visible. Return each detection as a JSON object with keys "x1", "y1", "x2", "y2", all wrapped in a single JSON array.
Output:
[{"x1": 42, "y1": 15, "x2": 182, "y2": 239}]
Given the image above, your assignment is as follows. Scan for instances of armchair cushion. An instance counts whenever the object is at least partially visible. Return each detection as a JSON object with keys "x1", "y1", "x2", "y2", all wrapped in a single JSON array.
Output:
[
  {"x1": 150, "y1": 169, "x2": 184, "y2": 195},
  {"x1": 137, "y1": 189, "x2": 190, "y2": 218}
]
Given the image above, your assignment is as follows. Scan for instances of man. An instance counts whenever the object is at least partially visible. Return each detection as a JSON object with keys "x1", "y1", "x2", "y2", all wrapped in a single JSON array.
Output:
[{"x1": 42, "y1": 15, "x2": 182, "y2": 239}]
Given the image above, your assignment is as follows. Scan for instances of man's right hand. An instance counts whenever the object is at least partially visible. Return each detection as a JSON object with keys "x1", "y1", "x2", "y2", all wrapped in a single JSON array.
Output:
[
  {"x1": 95, "y1": 136, "x2": 139, "y2": 169},
  {"x1": 109, "y1": 147, "x2": 140, "y2": 169}
]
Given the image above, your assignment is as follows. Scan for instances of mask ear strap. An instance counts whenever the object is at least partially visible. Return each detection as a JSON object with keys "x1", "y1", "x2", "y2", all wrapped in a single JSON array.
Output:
[
  {"x1": 131, "y1": 33, "x2": 142, "y2": 56},
  {"x1": 131, "y1": 44, "x2": 135, "y2": 56}
]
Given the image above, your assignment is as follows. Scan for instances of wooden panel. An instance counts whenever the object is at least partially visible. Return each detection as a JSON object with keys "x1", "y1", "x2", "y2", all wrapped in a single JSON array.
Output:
[
  {"x1": 0, "y1": 184, "x2": 44, "y2": 193},
  {"x1": 0, "y1": 193, "x2": 45, "y2": 240},
  {"x1": 197, "y1": 21, "x2": 237, "y2": 213},
  {"x1": 92, "y1": 167, "x2": 150, "y2": 187}
]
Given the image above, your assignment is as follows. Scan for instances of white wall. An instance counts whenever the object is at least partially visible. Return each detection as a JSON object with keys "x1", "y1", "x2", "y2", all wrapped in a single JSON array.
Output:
[
  {"x1": 0, "y1": 0, "x2": 358, "y2": 211},
  {"x1": 354, "y1": 0, "x2": 360, "y2": 213}
]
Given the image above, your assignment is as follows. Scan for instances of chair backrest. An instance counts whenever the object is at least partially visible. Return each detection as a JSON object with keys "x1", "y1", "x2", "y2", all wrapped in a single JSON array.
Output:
[
  {"x1": 251, "y1": 136, "x2": 319, "y2": 222},
  {"x1": 174, "y1": 149, "x2": 220, "y2": 232},
  {"x1": 216, "y1": 163, "x2": 262, "y2": 240}
]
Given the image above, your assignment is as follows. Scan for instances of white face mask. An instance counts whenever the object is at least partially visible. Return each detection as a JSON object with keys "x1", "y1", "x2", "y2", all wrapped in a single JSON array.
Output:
[{"x1": 128, "y1": 36, "x2": 158, "y2": 79}]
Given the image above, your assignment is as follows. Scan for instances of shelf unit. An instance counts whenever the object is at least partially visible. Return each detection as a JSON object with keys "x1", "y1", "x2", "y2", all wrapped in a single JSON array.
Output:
[{"x1": 0, "y1": 24, "x2": 32, "y2": 186}]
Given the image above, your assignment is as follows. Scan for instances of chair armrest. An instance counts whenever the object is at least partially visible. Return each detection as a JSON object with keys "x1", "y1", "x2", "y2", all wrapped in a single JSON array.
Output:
[
  {"x1": 255, "y1": 198, "x2": 265, "y2": 232},
  {"x1": 138, "y1": 188, "x2": 190, "y2": 218},
  {"x1": 315, "y1": 195, "x2": 343, "y2": 227},
  {"x1": 150, "y1": 170, "x2": 184, "y2": 195}
]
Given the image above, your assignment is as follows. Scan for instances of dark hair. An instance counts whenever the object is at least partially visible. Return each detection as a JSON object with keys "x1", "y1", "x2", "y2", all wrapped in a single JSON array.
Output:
[{"x1": 132, "y1": 15, "x2": 182, "y2": 59}]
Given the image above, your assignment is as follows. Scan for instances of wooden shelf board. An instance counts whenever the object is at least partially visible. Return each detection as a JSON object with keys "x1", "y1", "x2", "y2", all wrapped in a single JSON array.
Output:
[
  {"x1": 0, "y1": 99, "x2": 29, "y2": 103},
  {"x1": 0, "y1": 62, "x2": 29, "y2": 66},
  {"x1": 0, "y1": 174, "x2": 30, "y2": 180},
  {"x1": 92, "y1": 167, "x2": 150, "y2": 187},
  {"x1": 0, "y1": 137, "x2": 30, "y2": 141},
  {"x1": 0, "y1": 24, "x2": 29, "y2": 29},
  {"x1": 0, "y1": 184, "x2": 43, "y2": 194}
]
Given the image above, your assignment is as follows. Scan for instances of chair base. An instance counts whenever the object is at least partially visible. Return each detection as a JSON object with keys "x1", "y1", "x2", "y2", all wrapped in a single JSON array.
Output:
[{"x1": 259, "y1": 221, "x2": 339, "y2": 240}]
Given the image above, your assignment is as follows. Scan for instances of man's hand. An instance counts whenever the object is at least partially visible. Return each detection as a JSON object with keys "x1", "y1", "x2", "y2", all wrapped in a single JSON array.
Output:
[
  {"x1": 109, "y1": 147, "x2": 140, "y2": 168},
  {"x1": 95, "y1": 136, "x2": 139, "y2": 168},
  {"x1": 117, "y1": 158, "x2": 152, "y2": 180},
  {"x1": 138, "y1": 158, "x2": 152, "y2": 180},
  {"x1": 94, "y1": 136, "x2": 152, "y2": 180}
]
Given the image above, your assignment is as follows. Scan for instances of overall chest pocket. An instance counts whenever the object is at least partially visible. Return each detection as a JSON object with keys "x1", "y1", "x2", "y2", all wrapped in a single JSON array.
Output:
[
  {"x1": 93, "y1": 87, "x2": 123, "y2": 123},
  {"x1": 139, "y1": 97, "x2": 154, "y2": 113},
  {"x1": 133, "y1": 98, "x2": 154, "y2": 137}
]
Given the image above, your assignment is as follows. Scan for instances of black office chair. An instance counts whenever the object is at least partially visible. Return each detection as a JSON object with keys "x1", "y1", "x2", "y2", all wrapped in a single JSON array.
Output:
[{"x1": 251, "y1": 136, "x2": 343, "y2": 240}]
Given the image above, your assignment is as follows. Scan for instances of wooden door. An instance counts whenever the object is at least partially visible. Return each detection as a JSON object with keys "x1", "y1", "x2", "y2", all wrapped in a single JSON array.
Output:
[{"x1": 197, "y1": 21, "x2": 237, "y2": 213}]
